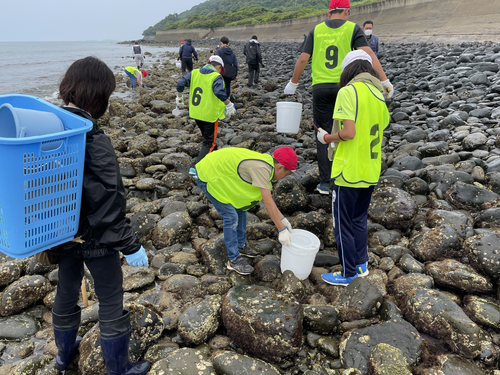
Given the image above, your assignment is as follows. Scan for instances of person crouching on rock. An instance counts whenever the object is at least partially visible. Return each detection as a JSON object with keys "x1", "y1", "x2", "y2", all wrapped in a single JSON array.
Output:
[
  {"x1": 316, "y1": 50, "x2": 390, "y2": 286},
  {"x1": 193, "y1": 147, "x2": 297, "y2": 275},
  {"x1": 47, "y1": 56, "x2": 151, "y2": 375},
  {"x1": 176, "y1": 55, "x2": 236, "y2": 175},
  {"x1": 124, "y1": 66, "x2": 147, "y2": 89}
]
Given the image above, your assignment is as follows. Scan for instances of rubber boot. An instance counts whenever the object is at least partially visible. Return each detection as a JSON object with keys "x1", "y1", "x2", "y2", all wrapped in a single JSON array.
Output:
[
  {"x1": 52, "y1": 306, "x2": 82, "y2": 372},
  {"x1": 100, "y1": 311, "x2": 151, "y2": 375}
]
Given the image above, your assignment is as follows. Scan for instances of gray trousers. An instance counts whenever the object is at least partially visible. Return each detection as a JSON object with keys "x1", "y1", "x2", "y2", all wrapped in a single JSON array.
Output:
[
  {"x1": 247, "y1": 64, "x2": 260, "y2": 86},
  {"x1": 134, "y1": 54, "x2": 144, "y2": 69}
]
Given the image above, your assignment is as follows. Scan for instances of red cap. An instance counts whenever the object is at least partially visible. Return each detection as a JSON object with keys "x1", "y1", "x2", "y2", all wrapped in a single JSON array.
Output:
[
  {"x1": 142, "y1": 70, "x2": 147, "y2": 77},
  {"x1": 273, "y1": 147, "x2": 298, "y2": 174},
  {"x1": 329, "y1": 0, "x2": 350, "y2": 10}
]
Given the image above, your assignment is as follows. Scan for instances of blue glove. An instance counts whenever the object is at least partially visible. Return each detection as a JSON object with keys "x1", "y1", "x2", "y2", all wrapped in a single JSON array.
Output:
[{"x1": 124, "y1": 246, "x2": 149, "y2": 267}]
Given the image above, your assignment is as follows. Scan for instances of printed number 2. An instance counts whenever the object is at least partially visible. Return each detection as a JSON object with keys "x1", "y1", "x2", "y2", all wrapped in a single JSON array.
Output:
[
  {"x1": 325, "y1": 45, "x2": 339, "y2": 69},
  {"x1": 192, "y1": 87, "x2": 203, "y2": 106},
  {"x1": 370, "y1": 123, "x2": 380, "y2": 160}
]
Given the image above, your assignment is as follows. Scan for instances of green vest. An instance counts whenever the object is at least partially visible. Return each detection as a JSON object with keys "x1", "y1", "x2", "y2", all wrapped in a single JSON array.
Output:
[
  {"x1": 125, "y1": 66, "x2": 140, "y2": 76},
  {"x1": 189, "y1": 69, "x2": 226, "y2": 122},
  {"x1": 312, "y1": 21, "x2": 356, "y2": 85},
  {"x1": 196, "y1": 148, "x2": 274, "y2": 210},
  {"x1": 331, "y1": 82, "x2": 390, "y2": 187}
]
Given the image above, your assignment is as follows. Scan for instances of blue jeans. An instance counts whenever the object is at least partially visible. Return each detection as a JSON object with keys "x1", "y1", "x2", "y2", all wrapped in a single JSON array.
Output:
[
  {"x1": 196, "y1": 178, "x2": 246, "y2": 261},
  {"x1": 125, "y1": 69, "x2": 137, "y2": 89}
]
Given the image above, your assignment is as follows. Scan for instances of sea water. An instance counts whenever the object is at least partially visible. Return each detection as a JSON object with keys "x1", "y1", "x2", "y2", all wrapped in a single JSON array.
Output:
[{"x1": 0, "y1": 41, "x2": 179, "y2": 103}]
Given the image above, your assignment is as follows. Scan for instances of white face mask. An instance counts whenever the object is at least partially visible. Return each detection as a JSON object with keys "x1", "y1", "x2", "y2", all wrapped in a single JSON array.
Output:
[{"x1": 364, "y1": 29, "x2": 373, "y2": 36}]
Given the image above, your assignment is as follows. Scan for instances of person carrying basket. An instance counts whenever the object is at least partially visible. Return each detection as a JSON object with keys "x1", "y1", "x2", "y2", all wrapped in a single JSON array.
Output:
[{"x1": 48, "y1": 56, "x2": 151, "y2": 375}]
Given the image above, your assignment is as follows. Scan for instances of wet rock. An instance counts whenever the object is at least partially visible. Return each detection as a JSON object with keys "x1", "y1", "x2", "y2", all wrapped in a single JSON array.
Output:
[
  {"x1": 200, "y1": 234, "x2": 228, "y2": 276},
  {"x1": 222, "y1": 285, "x2": 302, "y2": 363},
  {"x1": 212, "y1": 351, "x2": 281, "y2": 374},
  {"x1": 178, "y1": 295, "x2": 222, "y2": 345},
  {"x1": 423, "y1": 354, "x2": 486, "y2": 375},
  {"x1": 462, "y1": 295, "x2": 500, "y2": 329},
  {"x1": 426, "y1": 259, "x2": 493, "y2": 293},
  {"x1": 425, "y1": 209, "x2": 474, "y2": 238},
  {"x1": 339, "y1": 319, "x2": 422, "y2": 373},
  {"x1": 158, "y1": 263, "x2": 186, "y2": 280},
  {"x1": 391, "y1": 156, "x2": 426, "y2": 171},
  {"x1": 273, "y1": 175, "x2": 309, "y2": 214},
  {"x1": 0, "y1": 260, "x2": 22, "y2": 286},
  {"x1": 279, "y1": 270, "x2": 306, "y2": 298},
  {"x1": 161, "y1": 171, "x2": 193, "y2": 190},
  {"x1": 143, "y1": 342, "x2": 179, "y2": 363},
  {"x1": 152, "y1": 211, "x2": 192, "y2": 248},
  {"x1": 0, "y1": 275, "x2": 52, "y2": 316},
  {"x1": 408, "y1": 224, "x2": 461, "y2": 262},
  {"x1": 368, "y1": 230, "x2": 401, "y2": 249},
  {"x1": 463, "y1": 133, "x2": 488, "y2": 150},
  {"x1": 13, "y1": 354, "x2": 52, "y2": 375},
  {"x1": 317, "y1": 336, "x2": 339, "y2": 358},
  {"x1": 129, "y1": 211, "x2": 156, "y2": 237},
  {"x1": 401, "y1": 288, "x2": 481, "y2": 359},
  {"x1": 79, "y1": 303, "x2": 164, "y2": 375},
  {"x1": 0, "y1": 314, "x2": 39, "y2": 341},
  {"x1": 303, "y1": 305, "x2": 339, "y2": 335},
  {"x1": 391, "y1": 273, "x2": 434, "y2": 300},
  {"x1": 290, "y1": 212, "x2": 325, "y2": 237},
  {"x1": 445, "y1": 181, "x2": 500, "y2": 211},
  {"x1": 464, "y1": 231, "x2": 500, "y2": 281},
  {"x1": 399, "y1": 253, "x2": 425, "y2": 273},
  {"x1": 148, "y1": 348, "x2": 215, "y2": 375},
  {"x1": 338, "y1": 278, "x2": 383, "y2": 322},
  {"x1": 368, "y1": 187, "x2": 418, "y2": 230},
  {"x1": 254, "y1": 255, "x2": 281, "y2": 282},
  {"x1": 129, "y1": 134, "x2": 157, "y2": 155},
  {"x1": 163, "y1": 275, "x2": 202, "y2": 300},
  {"x1": 246, "y1": 223, "x2": 276, "y2": 241},
  {"x1": 475, "y1": 207, "x2": 500, "y2": 228},
  {"x1": 122, "y1": 266, "x2": 155, "y2": 291},
  {"x1": 367, "y1": 343, "x2": 412, "y2": 375},
  {"x1": 378, "y1": 245, "x2": 410, "y2": 263}
]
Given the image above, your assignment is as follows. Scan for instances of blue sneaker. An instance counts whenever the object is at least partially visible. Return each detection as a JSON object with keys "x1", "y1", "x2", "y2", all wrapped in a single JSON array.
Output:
[
  {"x1": 189, "y1": 168, "x2": 196, "y2": 175},
  {"x1": 321, "y1": 272, "x2": 358, "y2": 286},
  {"x1": 356, "y1": 262, "x2": 369, "y2": 277},
  {"x1": 316, "y1": 183, "x2": 330, "y2": 195}
]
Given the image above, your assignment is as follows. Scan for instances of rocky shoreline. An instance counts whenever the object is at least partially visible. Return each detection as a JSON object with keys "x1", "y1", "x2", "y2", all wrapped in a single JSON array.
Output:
[{"x1": 1, "y1": 40, "x2": 500, "y2": 375}]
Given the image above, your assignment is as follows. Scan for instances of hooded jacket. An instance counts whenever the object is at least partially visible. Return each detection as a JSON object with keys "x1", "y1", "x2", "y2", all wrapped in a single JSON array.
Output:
[
  {"x1": 47, "y1": 107, "x2": 141, "y2": 258},
  {"x1": 243, "y1": 39, "x2": 262, "y2": 65},
  {"x1": 179, "y1": 42, "x2": 198, "y2": 60},
  {"x1": 215, "y1": 47, "x2": 238, "y2": 74}
]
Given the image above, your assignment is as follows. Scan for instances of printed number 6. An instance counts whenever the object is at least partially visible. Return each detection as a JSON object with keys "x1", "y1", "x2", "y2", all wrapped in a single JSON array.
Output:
[
  {"x1": 325, "y1": 45, "x2": 339, "y2": 69},
  {"x1": 370, "y1": 123, "x2": 380, "y2": 160},
  {"x1": 192, "y1": 87, "x2": 203, "y2": 106}
]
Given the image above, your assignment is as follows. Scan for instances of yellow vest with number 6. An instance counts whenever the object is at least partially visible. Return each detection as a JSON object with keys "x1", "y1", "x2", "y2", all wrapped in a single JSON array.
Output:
[
  {"x1": 331, "y1": 82, "x2": 390, "y2": 187},
  {"x1": 196, "y1": 148, "x2": 274, "y2": 210},
  {"x1": 312, "y1": 21, "x2": 356, "y2": 85},
  {"x1": 189, "y1": 69, "x2": 226, "y2": 122}
]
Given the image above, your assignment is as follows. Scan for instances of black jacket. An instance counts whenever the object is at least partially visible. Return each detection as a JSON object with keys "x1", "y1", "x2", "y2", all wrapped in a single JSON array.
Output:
[
  {"x1": 243, "y1": 40, "x2": 262, "y2": 65},
  {"x1": 48, "y1": 107, "x2": 141, "y2": 258},
  {"x1": 215, "y1": 47, "x2": 238, "y2": 73}
]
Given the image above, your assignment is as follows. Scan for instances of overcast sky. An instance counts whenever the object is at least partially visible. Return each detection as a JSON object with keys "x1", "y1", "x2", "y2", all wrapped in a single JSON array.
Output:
[{"x1": 0, "y1": 0, "x2": 206, "y2": 42}]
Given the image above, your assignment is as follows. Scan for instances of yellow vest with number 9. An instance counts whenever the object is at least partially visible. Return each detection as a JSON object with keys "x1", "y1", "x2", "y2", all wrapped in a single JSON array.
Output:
[
  {"x1": 189, "y1": 69, "x2": 226, "y2": 122},
  {"x1": 311, "y1": 21, "x2": 356, "y2": 85},
  {"x1": 331, "y1": 82, "x2": 390, "y2": 187}
]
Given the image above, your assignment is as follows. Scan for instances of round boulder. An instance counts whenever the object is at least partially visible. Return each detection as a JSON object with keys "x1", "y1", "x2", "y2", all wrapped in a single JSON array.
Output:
[{"x1": 368, "y1": 187, "x2": 418, "y2": 230}]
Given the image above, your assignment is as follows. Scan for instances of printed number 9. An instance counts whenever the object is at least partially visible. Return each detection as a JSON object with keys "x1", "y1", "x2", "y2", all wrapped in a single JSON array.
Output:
[
  {"x1": 370, "y1": 123, "x2": 380, "y2": 160},
  {"x1": 325, "y1": 45, "x2": 339, "y2": 69},
  {"x1": 192, "y1": 87, "x2": 203, "y2": 106}
]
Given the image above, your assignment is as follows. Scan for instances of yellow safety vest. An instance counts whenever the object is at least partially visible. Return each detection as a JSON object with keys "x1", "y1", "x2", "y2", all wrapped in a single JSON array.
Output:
[
  {"x1": 331, "y1": 82, "x2": 390, "y2": 187},
  {"x1": 125, "y1": 66, "x2": 140, "y2": 76},
  {"x1": 311, "y1": 21, "x2": 356, "y2": 85},
  {"x1": 196, "y1": 148, "x2": 274, "y2": 210},
  {"x1": 189, "y1": 69, "x2": 226, "y2": 122}
]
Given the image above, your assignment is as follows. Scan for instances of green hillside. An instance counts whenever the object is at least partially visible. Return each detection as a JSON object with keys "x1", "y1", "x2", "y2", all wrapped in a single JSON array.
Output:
[{"x1": 143, "y1": 0, "x2": 329, "y2": 36}]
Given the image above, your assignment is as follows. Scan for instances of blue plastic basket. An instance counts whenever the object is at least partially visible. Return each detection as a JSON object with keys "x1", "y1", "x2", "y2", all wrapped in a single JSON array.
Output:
[{"x1": 0, "y1": 95, "x2": 93, "y2": 258}]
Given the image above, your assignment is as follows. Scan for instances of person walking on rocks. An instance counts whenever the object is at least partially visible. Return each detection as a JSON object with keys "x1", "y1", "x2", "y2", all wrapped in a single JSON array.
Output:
[
  {"x1": 363, "y1": 21, "x2": 379, "y2": 57},
  {"x1": 176, "y1": 55, "x2": 236, "y2": 174},
  {"x1": 243, "y1": 35, "x2": 264, "y2": 88},
  {"x1": 178, "y1": 39, "x2": 198, "y2": 74},
  {"x1": 215, "y1": 36, "x2": 238, "y2": 97},
  {"x1": 193, "y1": 147, "x2": 297, "y2": 275},
  {"x1": 124, "y1": 66, "x2": 147, "y2": 89},
  {"x1": 316, "y1": 50, "x2": 390, "y2": 286},
  {"x1": 132, "y1": 40, "x2": 145, "y2": 69},
  {"x1": 284, "y1": 0, "x2": 393, "y2": 195},
  {"x1": 48, "y1": 56, "x2": 151, "y2": 374}
]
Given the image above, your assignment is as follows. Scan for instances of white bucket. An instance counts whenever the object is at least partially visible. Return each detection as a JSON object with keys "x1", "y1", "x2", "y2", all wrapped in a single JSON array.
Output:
[
  {"x1": 280, "y1": 229, "x2": 320, "y2": 280},
  {"x1": 176, "y1": 61, "x2": 181, "y2": 69},
  {"x1": 276, "y1": 101, "x2": 302, "y2": 134}
]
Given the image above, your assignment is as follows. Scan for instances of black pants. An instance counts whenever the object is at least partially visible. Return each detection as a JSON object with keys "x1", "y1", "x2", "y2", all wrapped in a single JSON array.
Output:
[
  {"x1": 313, "y1": 86, "x2": 340, "y2": 184},
  {"x1": 247, "y1": 64, "x2": 260, "y2": 86},
  {"x1": 333, "y1": 184, "x2": 374, "y2": 277},
  {"x1": 194, "y1": 119, "x2": 218, "y2": 165},
  {"x1": 52, "y1": 252, "x2": 123, "y2": 321},
  {"x1": 181, "y1": 57, "x2": 193, "y2": 74},
  {"x1": 222, "y1": 77, "x2": 232, "y2": 98}
]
